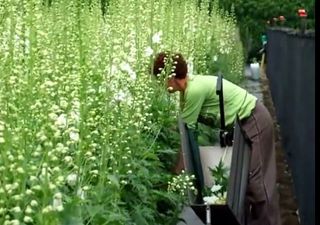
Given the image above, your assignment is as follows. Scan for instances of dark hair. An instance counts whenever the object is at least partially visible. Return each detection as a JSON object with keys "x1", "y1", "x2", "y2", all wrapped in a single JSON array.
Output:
[{"x1": 152, "y1": 52, "x2": 188, "y2": 79}]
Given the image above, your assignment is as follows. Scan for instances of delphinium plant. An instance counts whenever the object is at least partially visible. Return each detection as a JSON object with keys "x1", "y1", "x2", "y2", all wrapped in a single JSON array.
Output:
[
  {"x1": 0, "y1": 0, "x2": 243, "y2": 224},
  {"x1": 203, "y1": 160, "x2": 229, "y2": 205}
]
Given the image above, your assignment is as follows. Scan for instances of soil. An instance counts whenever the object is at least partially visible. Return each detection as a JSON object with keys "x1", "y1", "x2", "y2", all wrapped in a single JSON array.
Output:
[{"x1": 260, "y1": 69, "x2": 300, "y2": 225}]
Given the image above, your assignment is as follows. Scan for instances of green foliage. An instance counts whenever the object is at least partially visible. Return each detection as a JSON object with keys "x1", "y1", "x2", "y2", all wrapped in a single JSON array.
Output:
[
  {"x1": 203, "y1": 159, "x2": 229, "y2": 198},
  {"x1": 209, "y1": 160, "x2": 229, "y2": 194},
  {"x1": 0, "y1": 0, "x2": 244, "y2": 224},
  {"x1": 212, "y1": 0, "x2": 315, "y2": 61}
]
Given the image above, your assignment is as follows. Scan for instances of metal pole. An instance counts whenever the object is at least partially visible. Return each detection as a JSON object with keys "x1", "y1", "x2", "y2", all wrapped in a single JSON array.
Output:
[
  {"x1": 298, "y1": 9, "x2": 308, "y2": 35},
  {"x1": 206, "y1": 202, "x2": 211, "y2": 225}
]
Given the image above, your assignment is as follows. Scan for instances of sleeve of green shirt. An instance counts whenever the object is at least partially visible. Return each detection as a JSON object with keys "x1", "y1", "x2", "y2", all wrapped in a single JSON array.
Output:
[{"x1": 180, "y1": 87, "x2": 206, "y2": 128}]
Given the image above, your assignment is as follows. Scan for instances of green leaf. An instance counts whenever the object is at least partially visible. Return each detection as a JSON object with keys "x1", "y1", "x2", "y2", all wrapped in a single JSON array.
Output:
[
  {"x1": 60, "y1": 204, "x2": 84, "y2": 225},
  {"x1": 132, "y1": 209, "x2": 149, "y2": 225},
  {"x1": 107, "y1": 174, "x2": 120, "y2": 189}
]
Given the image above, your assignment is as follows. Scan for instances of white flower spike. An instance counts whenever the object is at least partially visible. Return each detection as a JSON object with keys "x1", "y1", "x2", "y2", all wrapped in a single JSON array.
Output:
[{"x1": 152, "y1": 31, "x2": 162, "y2": 44}]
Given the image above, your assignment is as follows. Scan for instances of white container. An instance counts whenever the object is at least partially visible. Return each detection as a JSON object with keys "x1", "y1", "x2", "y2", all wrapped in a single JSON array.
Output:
[
  {"x1": 250, "y1": 63, "x2": 260, "y2": 80},
  {"x1": 199, "y1": 146, "x2": 232, "y2": 187}
]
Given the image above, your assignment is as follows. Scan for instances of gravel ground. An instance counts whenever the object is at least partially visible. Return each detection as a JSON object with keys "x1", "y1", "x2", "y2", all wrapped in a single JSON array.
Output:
[{"x1": 259, "y1": 69, "x2": 300, "y2": 225}]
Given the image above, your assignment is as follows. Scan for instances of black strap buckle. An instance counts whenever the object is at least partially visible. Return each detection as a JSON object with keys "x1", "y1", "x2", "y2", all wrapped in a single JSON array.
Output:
[{"x1": 216, "y1": 72, "x2": 233, "y2": 147}]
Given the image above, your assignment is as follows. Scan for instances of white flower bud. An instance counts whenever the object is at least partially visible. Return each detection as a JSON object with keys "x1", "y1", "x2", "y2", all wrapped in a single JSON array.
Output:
[
  {"x1": 30, "y1": 200, "x2": 38, "y2": 207},
  {"x1": 23, "y1": 216, "x2": 33, "y2": 223},
  {"x1": 66, "y1": 173, "x2": 77, "y2": 186},
  {"x1": 11, "y1": 206, "x2": 21, "y2": 213},
  {"x1": 25, "y1": 206, "x2": 33, "y2": 214}
]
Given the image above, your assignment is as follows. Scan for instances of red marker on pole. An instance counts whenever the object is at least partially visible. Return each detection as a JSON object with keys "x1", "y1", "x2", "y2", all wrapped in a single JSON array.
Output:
[
  {"x1": 298, "y1": 9, "x2": 308, "y2": 34},
  {"x1": 279, "y1": 16, "x2": 286, "y2": 26},
  {"x1": 298, "y1": 9, "x2": 308, "y2": 18}
]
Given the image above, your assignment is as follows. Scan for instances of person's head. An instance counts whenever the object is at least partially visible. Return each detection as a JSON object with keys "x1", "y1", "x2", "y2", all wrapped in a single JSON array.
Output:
[{"x1": 152, "y1": 52, "x2": 188, "y2": 93}]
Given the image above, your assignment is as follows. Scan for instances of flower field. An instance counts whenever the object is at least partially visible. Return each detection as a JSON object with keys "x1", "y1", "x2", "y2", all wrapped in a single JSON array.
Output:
[{"x1": 0, "y1": 0, "x2": 244, "y2": 224}]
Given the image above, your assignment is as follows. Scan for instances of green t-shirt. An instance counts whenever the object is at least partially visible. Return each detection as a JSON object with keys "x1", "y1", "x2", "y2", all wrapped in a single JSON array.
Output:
[{"x1": 180, "y1": 75, "x2": 257, "y2": 128}]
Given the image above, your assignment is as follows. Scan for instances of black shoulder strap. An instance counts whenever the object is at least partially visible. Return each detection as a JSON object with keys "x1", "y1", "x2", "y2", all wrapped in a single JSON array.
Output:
[
  {"x1": 216, "y1": 72, "x2": 226, "y2": 131},
  {"x1": 216, "y1": 72, "x2": 234, "y2": 147}
]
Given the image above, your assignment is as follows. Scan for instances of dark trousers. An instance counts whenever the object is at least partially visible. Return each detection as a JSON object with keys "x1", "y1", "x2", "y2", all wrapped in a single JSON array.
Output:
[{"x1": 241, "y1": 101, "x2": 281, "y2": 225}]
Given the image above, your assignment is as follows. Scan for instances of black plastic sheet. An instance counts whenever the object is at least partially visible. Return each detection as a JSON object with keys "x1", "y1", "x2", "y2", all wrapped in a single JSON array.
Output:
[
  {"x1": 266, "y1": 28, "x2": 315, "y2": 225},
  {"x1": 179, "y1": 119, "x2": 251, "y2": 225}
]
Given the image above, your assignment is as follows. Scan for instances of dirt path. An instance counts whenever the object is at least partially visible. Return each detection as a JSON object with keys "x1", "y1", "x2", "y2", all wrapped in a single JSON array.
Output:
[{"x1": 259, "y1": 70, "x2": 300, "y2": 225}]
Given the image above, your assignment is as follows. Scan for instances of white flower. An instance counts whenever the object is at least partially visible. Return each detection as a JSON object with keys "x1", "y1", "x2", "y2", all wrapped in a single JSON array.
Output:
[
  {"x1": 83, "y1": 186, "x2": 90, "y2": 191},
  {"x1": 114, "y1": 91, "x2": 126, "y2": 102},
  {"x1": 213, "y1": 55, "x2": 218, "y2": 62},
  {"x1": 16, "y1": 167, "x2": 24, "y2": 174},
  {"x1": 32, "y1": 185, "x2": 41, "y2": 191},
  {"x1": 72, "y1": 100, "x2": 80, "y2": 109},
  {"x1": 77, "y1": 188, "x2": 85, "y2": 200},
  {"x1": 48, "y1": 112, "x2": 58, "y2": 120},
  {"x1": 12, "y1": 194, "x2": 22, "y2": 201},
  {"x1": 42, "y1": 205, "x2": 53, "y2": 213},
  {"x1": 11, "y1": 206, "x2": 21, "y2": 213},
  {"x1": 64, "y1": 156, "x2": 73, "y2": 163},
  {"x1": 69, "y1": 131, "x2": 79, "y2": 142},
  {"x1": 152, "y1": 31, "x2": 162, "y2": 44},
  {"x1": 210, "y1": 184, "x2": 222, "y2": 193},
  {"x1": 0, "y1": 137, "x2": 5, "y2": 143},
  {"x1": 66, "y1": 173, "x2": 77, "y2": 186},
  {"x1": 85, "y1": 151, "x2": 92, "y2": 157},
  {"x1": 203, "y1": 195, "x2": 218, "y2": 205},
  {"x1": 54, "y1": 192, "x2": 63, "y2": 199},
  {"x1": 120, "y1": 62, "x2": 132, "y2": 73},
  {"x1": 90, "y1": 170, "x2": 99, "y2": 175},
  {"x1": 10, "y1": 220, "x2": 20, "y2": 225},
  {"x1": 144, "y1": 46, "x2": 154, "y2": 57},
  {"x1": 55, "y1": 114, "x2": 67, "y2": 128},
  {"x1": 0, "y1": 123, "x2": 5, "y2": 131},
  {"x1": 120, "y1": 180, "x2": 128, "y2": 185},
  {"x1": 30, "y1": 200, "x2": 38, "y2": 207},
  {"x1": 129, "y1": 71, "x2": 136, "y2": 80},
  {"x1": 119, "y1": 62, "x2": 136, "y2": 80},
  {"x1": 53, "y1": 197, "x2": 64, "y2": 212},
  {"x1": 54, "y1": 130, "x2": 61, "y2": 138},
  {"x1": 25, "y1": 206, "x2": 33, "y2": 214},
  {"x1": 60, "y1": 100, "x2": 68, "y2": 109},
  {"x1": 7, "y1": 154, "x2": 14, "y2": 161},
  {"x1": 44, "y1": 80, "x2": 55, "y2": 87},
  {"x1": 26, "y1": 189, "x2": 33, "y2": 195},
  {"x1": 70, "y1": 111, "x2": 80, "y2": 123},
  {"x1": 23, "y1": 216, "x2": 33, "y2": 223},
  {"x1": 30, "y1": 176, "x2": 37, "y2": 182},
  {"x1": 110, "y1": 64, "x2": 119, "y2": 74},
  {"x1": 40, "y1": 167, "x2": 50, "y2": 180}
]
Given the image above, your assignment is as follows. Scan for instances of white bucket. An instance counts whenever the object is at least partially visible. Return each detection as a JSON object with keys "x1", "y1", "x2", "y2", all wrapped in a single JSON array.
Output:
[
  {"x1": 250, "y1": 63, "x2": 260, "y2": 80},
  {"x1": 199, "y1": 146, "x2": 232, "y2": 187}
]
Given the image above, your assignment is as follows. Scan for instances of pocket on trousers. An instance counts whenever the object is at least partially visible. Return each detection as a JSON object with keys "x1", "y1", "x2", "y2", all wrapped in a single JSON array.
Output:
[{"x1": 247, "y1": 165, "x2": 267, "y2": 203}]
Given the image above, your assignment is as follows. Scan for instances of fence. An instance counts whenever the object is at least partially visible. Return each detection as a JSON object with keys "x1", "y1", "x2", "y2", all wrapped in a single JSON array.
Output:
[{"x1": 266, "y1": 27, "x2": 314, "y2": 225}]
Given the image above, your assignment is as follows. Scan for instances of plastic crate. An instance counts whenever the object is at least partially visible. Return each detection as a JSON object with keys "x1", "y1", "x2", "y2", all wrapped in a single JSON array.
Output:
[{"x1": 178, "y1": 119, "x2": 251, "y2": 225}]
